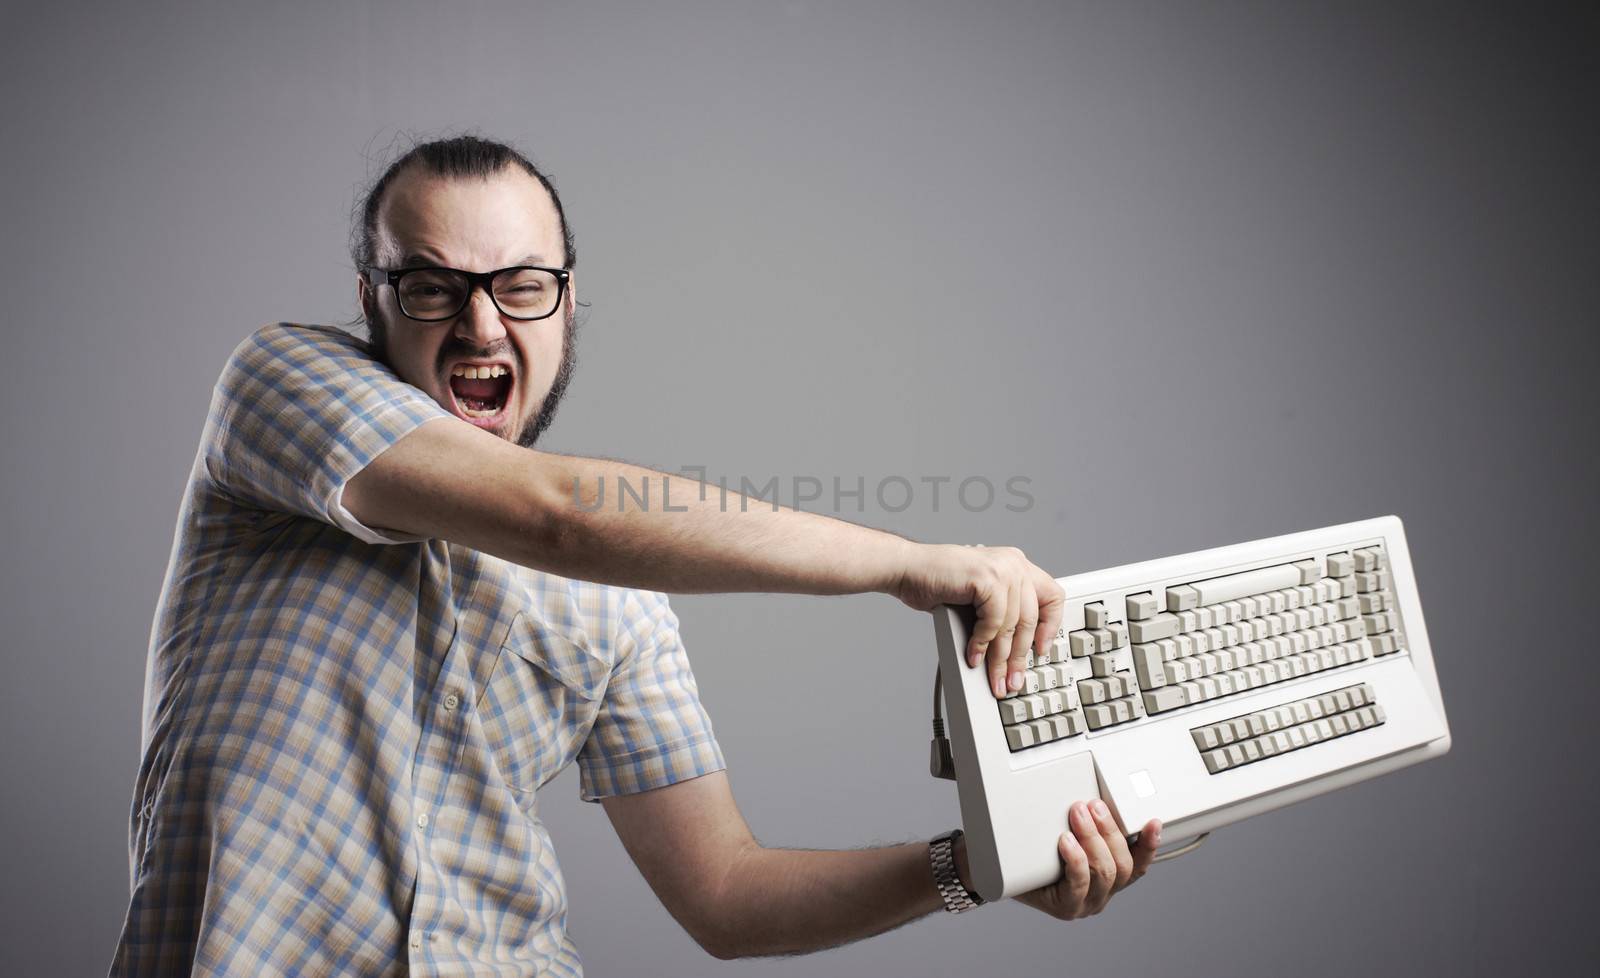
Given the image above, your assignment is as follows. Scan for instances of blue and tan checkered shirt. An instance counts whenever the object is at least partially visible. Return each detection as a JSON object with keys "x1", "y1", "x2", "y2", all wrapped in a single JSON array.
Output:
[{"x1": 110, "y1": 323, "x2": 725, "y2": 977}]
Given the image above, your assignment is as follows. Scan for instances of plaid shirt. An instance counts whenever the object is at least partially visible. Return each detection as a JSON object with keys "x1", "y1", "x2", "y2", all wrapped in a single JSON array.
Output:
[{"x1": 110, "y1": 323, "x2": 725, "y2": 977}]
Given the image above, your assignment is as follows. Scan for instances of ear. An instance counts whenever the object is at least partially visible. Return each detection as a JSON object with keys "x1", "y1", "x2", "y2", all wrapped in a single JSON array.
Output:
[{"x1": 356, "y1": 274, "x2": 375, "y2": 321}]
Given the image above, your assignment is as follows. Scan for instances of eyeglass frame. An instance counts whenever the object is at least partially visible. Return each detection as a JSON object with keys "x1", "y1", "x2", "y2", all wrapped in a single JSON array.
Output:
[{"x1": 366, "y1": 263, "x2": 572, "y2": 322}]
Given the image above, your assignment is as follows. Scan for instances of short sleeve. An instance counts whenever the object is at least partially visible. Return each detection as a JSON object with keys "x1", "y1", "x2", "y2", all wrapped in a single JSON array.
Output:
[
  {"x1": 201, "y1": 322, "x2": 453, "y2": 544},
  {"x1": 577, "y1": 590, "x2": 726, "y2": 801}
]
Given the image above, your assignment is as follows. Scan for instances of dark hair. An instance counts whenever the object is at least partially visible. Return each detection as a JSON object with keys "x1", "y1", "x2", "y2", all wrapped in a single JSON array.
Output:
[{"x1": 350, "y1": 133, "x2": 577, "y2": 276}]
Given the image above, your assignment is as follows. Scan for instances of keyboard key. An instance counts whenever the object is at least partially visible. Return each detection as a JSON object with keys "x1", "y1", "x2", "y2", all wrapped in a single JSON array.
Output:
[
  {"x1": 1084, "y1": 602, "x2": 1110, "y2": 629},
  {"x1": 1126, "y1": 592, "x2": 1159, "y2": 620},
  {"x1": 1355, "y1": 570, "x2": 1390, "y2": 593},
  {"x1": 1326, "y1": 552, "x2": 1354, "y2": 577},
  {"x1": 1144, "y1": 687, "x2": 1188, "y2": 714},
  {"x1": 1185, "y1": 563, "x2": 1304, "y2": 608},
  {"x1": 1050, "y1": 713, "x2": 1083, "y2": 738},
  {"x1": 1292, "y1": 558, "x2": 1323, "y2": 584},
  {"x1": 1132, "y1": 644, "x2": 1166, "y2": 689},
  {"x1": 1166, "y1": 585, "x2": 1200, "y2": 612},
  {"x1": 1129, "y1": 613, "x2": 1181, "y2": 644}
]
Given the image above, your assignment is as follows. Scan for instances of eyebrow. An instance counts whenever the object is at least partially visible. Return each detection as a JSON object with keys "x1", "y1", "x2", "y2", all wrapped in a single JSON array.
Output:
[{"x1": 398, "y1": 253, "x2": 548, "y2": 269}]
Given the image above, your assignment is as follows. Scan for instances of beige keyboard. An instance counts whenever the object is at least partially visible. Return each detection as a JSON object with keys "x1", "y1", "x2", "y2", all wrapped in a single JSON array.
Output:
[{"x1": 930, "y1": 516, "x2": 1452, "y2": 902}]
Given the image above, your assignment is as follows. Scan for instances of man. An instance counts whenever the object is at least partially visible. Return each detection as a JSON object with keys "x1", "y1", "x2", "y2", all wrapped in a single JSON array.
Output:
[{"x1": 111, "y1": 135, "x2": 1160, "y2": 976}]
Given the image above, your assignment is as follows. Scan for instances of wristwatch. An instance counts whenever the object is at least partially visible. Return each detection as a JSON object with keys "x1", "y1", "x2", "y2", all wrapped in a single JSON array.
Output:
[{"x1": 928, "y1": 829, "x2": 985, "y2": 914}]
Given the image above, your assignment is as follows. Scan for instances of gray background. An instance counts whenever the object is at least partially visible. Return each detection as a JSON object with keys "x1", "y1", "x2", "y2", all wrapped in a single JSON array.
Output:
[{"x1": 3, "y1": 1, "x2": 1596, "y2": 975}]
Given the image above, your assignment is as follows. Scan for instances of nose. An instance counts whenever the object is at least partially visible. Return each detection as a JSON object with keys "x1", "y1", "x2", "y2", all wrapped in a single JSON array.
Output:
[{"x1": 452, "y1": 284, "x2": 509, "y2": 349}]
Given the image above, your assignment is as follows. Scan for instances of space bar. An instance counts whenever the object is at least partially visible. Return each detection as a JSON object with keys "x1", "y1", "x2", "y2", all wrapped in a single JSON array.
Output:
[{"x1": 1185, "y1": 563, "x2": 1302, "y2": 606}]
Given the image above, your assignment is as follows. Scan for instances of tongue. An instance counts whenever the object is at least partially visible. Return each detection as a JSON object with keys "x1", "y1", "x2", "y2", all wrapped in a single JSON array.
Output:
[{"x1": 451, "y1": 375, "x2": 508, "y2": 400}]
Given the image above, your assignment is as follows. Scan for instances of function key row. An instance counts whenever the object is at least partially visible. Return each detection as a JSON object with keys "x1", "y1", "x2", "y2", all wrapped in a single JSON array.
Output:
[{"x1": 1123, "y1": 545, "x2": 1389, "y2": 623}]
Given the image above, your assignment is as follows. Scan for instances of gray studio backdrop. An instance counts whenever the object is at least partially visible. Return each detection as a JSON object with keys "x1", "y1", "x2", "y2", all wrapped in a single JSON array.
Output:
[{"x1": 3, "y1": 1, "x2": 1596, "y2": 975}]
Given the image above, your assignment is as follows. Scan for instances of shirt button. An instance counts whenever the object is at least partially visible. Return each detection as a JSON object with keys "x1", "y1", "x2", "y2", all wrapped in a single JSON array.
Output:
[
  {"x1": 443, "y1": 692, "x2": 460, "y2": 711},
  {"x1": 416, "y1": 812, "x2": 430, "y2": 828},
  {"x1": 410, "y1": 932, "x2": 423, "y2": 949}
]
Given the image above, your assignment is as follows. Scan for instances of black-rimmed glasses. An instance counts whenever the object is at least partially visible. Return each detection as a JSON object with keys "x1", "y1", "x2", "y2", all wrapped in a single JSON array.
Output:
[{"x1": 367, "y1": 264, "x2": 570, "y2": 322}]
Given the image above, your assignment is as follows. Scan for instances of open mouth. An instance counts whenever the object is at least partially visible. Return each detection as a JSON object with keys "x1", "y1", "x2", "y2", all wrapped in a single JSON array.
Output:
[{"x1": 447, "y1": 364, "x2": 514, "y2": 424}]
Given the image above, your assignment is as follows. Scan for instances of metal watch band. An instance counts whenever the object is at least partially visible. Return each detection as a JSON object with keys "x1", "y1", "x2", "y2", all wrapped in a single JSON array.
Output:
[{"x1": 929, "y1": 829, "x2": 984, "y2": 914}]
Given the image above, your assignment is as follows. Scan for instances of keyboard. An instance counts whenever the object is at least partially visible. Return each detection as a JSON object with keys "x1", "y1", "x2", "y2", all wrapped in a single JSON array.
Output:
[{"x1": 929, "y1": 516, "x2": 1451, "y2": 901}]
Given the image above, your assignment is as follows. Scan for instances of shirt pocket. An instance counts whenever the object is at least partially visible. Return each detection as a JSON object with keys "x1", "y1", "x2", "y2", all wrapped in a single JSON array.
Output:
[{"x1": 476, "y1": 611, "x2": 608, "y2": 794}]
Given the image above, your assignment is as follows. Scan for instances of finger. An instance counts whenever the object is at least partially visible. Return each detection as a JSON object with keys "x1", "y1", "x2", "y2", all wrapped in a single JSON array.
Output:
[
  {"x1": 1090, "y1": 799, "x2": 1135, "y2": 892},
  {"x1": 986, "y1": 576, "x2": 1022, "y2": 698},
  {"x1": 967, "y1": 573, "x2": 1003, "y2": 679},
  {"x1": 1056, "y1": 828, "x2": 1091, "y2": 918},
  {"x1": 1033, "y1": 571, "x2": 1065, "y2": 660},
  {"x1": 1129, "y1": 819, "x2": 1162, "y2": 882},
  {"x1": 1070, "y1": 801, "x2": 1117, "y2": 915},
  {"x1": 1002, "y1": 576, "x2": 1024, "y2": 691},
  {"x1": 1007, "y1": 583, "x2": 1040, "y2": 691}
]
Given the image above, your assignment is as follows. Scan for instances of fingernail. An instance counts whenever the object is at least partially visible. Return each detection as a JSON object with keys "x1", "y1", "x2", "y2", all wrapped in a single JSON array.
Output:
[
  {"x1": 968, "y1": 653, "x2": 981, "y2": 668},
  {"x1": 1008, "y1": 671, "x2": 1023, "y2": 692},
  {"x1": 1092, "y1": 800, "x2": 1108, "y2": 819},
  {"x1": 1063, "y1": 831, "x2": 1081, "y2": 850}
]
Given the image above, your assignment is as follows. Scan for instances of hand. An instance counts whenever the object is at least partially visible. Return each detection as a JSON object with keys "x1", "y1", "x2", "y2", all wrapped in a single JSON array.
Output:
[
  {"x1": 1014, "y1": 801, "x2": 1160, "y2": 920},
  {"x1": 890, "y1": 543, "x2": 1065, "y2": 698}
]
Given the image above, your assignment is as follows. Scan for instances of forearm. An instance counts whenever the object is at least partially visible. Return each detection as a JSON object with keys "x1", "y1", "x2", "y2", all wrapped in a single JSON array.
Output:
[
  {"x1": 513, "y1": 451, "x2": 915, "y2": 596},
  {"x1": 700, "y1": 839, "x2": 956, "y2": 959}
]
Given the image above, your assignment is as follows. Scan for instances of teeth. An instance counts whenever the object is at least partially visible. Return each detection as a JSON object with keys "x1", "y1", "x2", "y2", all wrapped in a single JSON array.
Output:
[{"x1": 450, "y1": 364, "x2": 509, "y2": 379}]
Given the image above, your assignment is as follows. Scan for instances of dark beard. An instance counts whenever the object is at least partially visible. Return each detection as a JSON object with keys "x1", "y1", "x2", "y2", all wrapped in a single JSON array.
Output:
[
  {"x1": 367, "y1": 306, "x2": 579, "y2": 449},
  {"x1": 517, "y1": 308, "x2": 578, "y2": 448}
]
